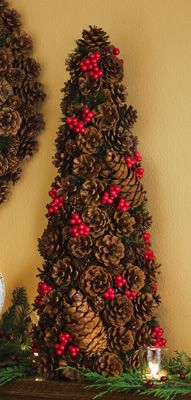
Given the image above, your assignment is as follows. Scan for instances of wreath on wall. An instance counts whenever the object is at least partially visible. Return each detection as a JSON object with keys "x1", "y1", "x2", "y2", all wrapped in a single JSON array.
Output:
[{"x1": 0, "y1": 0, "x2": 46, "y2": 206}]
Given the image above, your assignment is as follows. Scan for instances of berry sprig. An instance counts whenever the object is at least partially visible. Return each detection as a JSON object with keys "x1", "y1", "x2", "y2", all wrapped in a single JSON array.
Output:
[
  {"x1": 48, "y1": 187, "x2": 64, "y2": 214},
  {"x1": 82, "y1": 106, "x2": 94, "y2": 123},
  {"x1": 69, "y1": 212, "x2": 90, "y2": 237},
  {"x1": 68, "y1": 345, "x2": 80, "y2": 358},
  {"x1": 124, "y1": 289, "x2": 137, "y2": 301},
  {"x1": 144, "y1": 248, "x2": 155, "y2": 260},
  {"x1": 80, "y1": 51, "x2": 103, "y2": 79},
  {"x1": 116, "y1": 197, "x2": 130, "y2": 212},
  {"x1": 152, "y1": 326, "x2": 167, "y2": 347},
  {"x1": 101, "y1": 185, "x2": 121, "y2": 205},
  {"x1": 115, "y1": 275, "x2": 126, "y2": 288},
  {"x1": 66, "y1": 117, "x2": 85, "y2": 134},
  {"x1": 103, "y1": 287, "x2": 116, "y2": 300},
  {"x1": 37, "y1": 281, "x2": 52, "y2": 296},
  {"x1": 143, "y1": 232, "x2": 151, "y2": 247},
  {"x1": 54, "y1": 332, "x2": 73, "y2": 356},
  {"x1": 125, "y1": 151, "x2": 144, "y2": 179}
]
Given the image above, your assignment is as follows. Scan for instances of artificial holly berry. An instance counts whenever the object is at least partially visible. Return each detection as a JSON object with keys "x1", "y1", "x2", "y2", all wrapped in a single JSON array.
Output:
[
  {"x1": 143, "y1": 232, "x2": 151, "y2": 246},
  {"x1": 160, "y1": 376, "x2": 168, "y2": 382},
  {"x1": 111, "y1": 45, "x2": 121, "y2": 57},
  {"x1": 34, "y1": 296, "x2": 42, "y2": 306},
  {"x1": 80, "y1": 52, "x2": 103, "y2": 80},
  {"x1": 69, "y1": 212, "x2": 90, "y2": 237},
  {"x1": 48, "y1": 187, "x2": 64, "y2": 214},
  {"x1": 7, "y1": 333, "x2": 15, "y2": 341},
  {"x1": 115, "y1": 275, "x2": 126, "y2": 288},
  {"x1": 116, "y1": 197, "x2": 130, "y2": 212},
  {"x1": 68, "y1": 345, "x2": 80, "y2": 358},
  {"x1": 124, "y1": 289, "x2": 137, "y2": 301},
  {"x1": 146, "y1": 380, "x2": 154, "y2": 388},
  {"x1": 179, "y1": 372, "x2": 185, "y2": 379},
  {"x1": 151, "y1": 282, "x2": 158, "y2": 293},
  {"x1": 82, "y1": 107, "x2": 94, "y2": 123},
  {"x1": 135, "y1": 167, "x2": 144, "y2": 179},
  {"x1": 38, "y1": 281, "x2": 53, "y2": 296},
  {"x1": 103, "y1": 287, "x2": 116, "y2": 300},
  {"x1": 144, "y1": 248, "x2": 155, "y2": 260}
]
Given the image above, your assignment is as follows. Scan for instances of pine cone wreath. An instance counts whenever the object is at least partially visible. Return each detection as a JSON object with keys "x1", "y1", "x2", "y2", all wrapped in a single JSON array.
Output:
[
  {"x1": 94, "y1": 351, "x2": 123, "y2": 377},
  {"x1": 95, "y1": 234, "x2": 125, "y2": 266},
  {"x1": 104, "y1": 295, "x2": 134, "y2": 326},
  {"x1": 0, "y1": 106, "x2": 22, "y2": 136},
  {"x1": 52, "y1": 257, "x2": 78, "y2": 287},
  {"x1": 80, "y1": 178, "x2": 105, "y2": 207},
  {"x1": 135, "y1": 323, "x2": 153, "y2": 347},
  {"x1": 79, "y1": 265, "x2": 112, "y2": 298},
  {"x1": 77, "y1": 126, "x2": 103, "y2": 154},
  {"x1": 109, "y1": 211, "x2": 135, "y2": 237},
  {"x1": 91, "y1": 296, "x2": 105, "y2": 313},
  {"x1": 95, "y1": 102, "x2": 119, "y2": 130},
  {"x1": 104, "y1": 126, "x2": 135, "y2": 154},
  {"x1": 63, "y1": 289, "x2": 108, "y2": 355},
  {"x1": 82, "y1": 207, "x2": 109, "y2": 238},
  {"x1": 108, "y1": 327, "x2": 134, "y2": 353},
  {"x1": 67, "y1": 235, "x2": 92, "y2": 258},
  {"x1": 0, "y1": 153, "x2": 8, "y2": 176},
  {"x1": 54, "y1": 139, "x2": 77, "y2": 174},
  {"x1": 134, "y1": 293, "x2": 158, "y2": 322},
  {"x1": 122, "y1": 264, "x2": 146, "y2": 291},
  {"x1": 77, "y1": 25, "x2": 110, "y2": 52},
  {"x1": 73, "y1": 154, "x2": 100, "y2": 179}
]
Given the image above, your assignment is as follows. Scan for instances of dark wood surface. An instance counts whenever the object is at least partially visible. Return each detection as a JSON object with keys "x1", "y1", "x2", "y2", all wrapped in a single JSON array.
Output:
[{"x1": 1, "y1": 377, "x2": 191, "y2": 400}]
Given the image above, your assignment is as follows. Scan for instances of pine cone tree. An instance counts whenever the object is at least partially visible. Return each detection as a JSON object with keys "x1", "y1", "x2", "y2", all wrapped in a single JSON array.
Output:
[
  {"x1": 104, "y1": 295, "x2": 134, "y2": 326},
  {"x1": 77, "y1": 25, "x2": 110, "y2": 52},
  {"x1": 109, "y1": 211, "x2": 135, "y2": 237},
  {"x1": 0, "y1": 106, "x2": 22, "y2": 136},
  {"x1": 63, "y1": 289, "x2": 108, "y2": 355},
  {"x1": 131, "y1": 208, "x2": 152, "y2": 232},
  {"x1": 58, "y1": 358, "x2": 83, "y2": 381},
  {"x1": 68, "y1": 235, "x2": 92, "y2": 258},
  {"x1": 80, "y1": 178, "x2": 105, "y2": 206},
  {"x1": 108, "y1": 327, "x2": 134, "y2": 352},
  {"x1": 79, "y1": 265, "x2": 112, "y2": 298},
  {"x1": 122, "y1": 264, "x2": 146, "y2": 291},
  {"x1": 134, "y1": 293, "x2": 158, "y2": 322},
  {"x1": 73, "y1": 154, "x2": 100, "y2": 179},
  {"x1": 95, "y1": 234, "x2": 125, "y2": 266},
  {"x1": 0, "y1": 153, "x2": 8, "y2": 176},
  {"x1": 77, "y1": 126, "x2": 103, "y2": 154},
  {"x1": 141, "y1": 259, "x2": 160, "y2": 282},
  {"x1": 4, "y1": 136, "x2": 19, "y2": 171},
  {"x1": 94, "y1": 351, "x2": 123, "y2": 377},
  {"x1": 82, "y1": 207, "x2": 109, "y2": 238},
  {"x1": 95, "y1": 102, "x2": 119, "y2": 130},
  {"x1": 52, "y1": 256, "x2": 79, "y2": 287}
]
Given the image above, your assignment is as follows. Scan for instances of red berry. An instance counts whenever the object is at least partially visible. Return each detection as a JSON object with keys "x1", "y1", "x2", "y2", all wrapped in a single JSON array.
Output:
[
  {"x1": 107, "y1": 198, "x2": 113, "y2": 205},
  {"x1": 160, "y1": 376, "x2": 168, "y2": 382},
  {"x1": 56, "y1": 350, "x2": 62, "y2": 356},
  {"x1": 179, "y1": 373, "x2": 185, "y2": 379},
  {"x1": 146, "y1": 380, "x2": 154, "y2": 388},
  {"x1": 103, "y1": 291, "x2": 109, "y2": 300}
]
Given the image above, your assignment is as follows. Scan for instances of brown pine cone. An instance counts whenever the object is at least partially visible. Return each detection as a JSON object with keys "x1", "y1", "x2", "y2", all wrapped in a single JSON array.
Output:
[
  {"x1": 127, "y1": 349, "x2": 141, "y2": 370},
  {"x1": 94, "y1": 351, "x2": 123, "y2": 377},
  {"x1": 0, "y1": 154, "x2": 8, "y2": 176},
  {"x1": 121, "y1": 105, "x2": 138, "y2": 129},
  {"x1": 16, "y1": 79, "x2": 46, "y2": 104},
  {"x1": 0, "y1": 179, "x2": 9, "y2": 204},
  {"x1": 141, "y1": 259, "x2": 160, "y2": 282},
  {"x1": 109, "y1": 211, "x2": 135, "y2": 237},
  {"x1": 79, "y1": 265, "x2": 112, "y2": 298},
  {"x1": 127, "y1": 315, "x2": 143, "y2": 334},
  {"x1": 56, "y1": 175, "x2": 77, "y2": 200},
  {"x1": 106, "y1": 263, "x2": 124, "y2": 277},
  {"x1": 41, "y1": 290, "x2": 61, "y2": 318},
  {"x1": 132, "y1": 208, "x2": 152, "y2": 232},
  {"x1": 44, "y1": 326, "x2": 58, "y2": 347},
  {"x1": 108, "y1": 327, "x2": 134, "y2": 352},
  {"x1": 104, "y1": 56, "x2": 124, "y2": 84},
  {"x1": 35, "y1": 351, "x2": 56, "y2": 379},
  {"x1": 58, "y1": 358, "x2": 83, "y2": 381},
  {"x1": 95, "y1": 102, "x2": 119, "y2": 130},
  {"x1": 6, "y1": 67, "x2": 25, "y2": 86},
  {"x1": 7, "y1": 30, "x2": 32, "y2": 55},
  {"x1": 38, "y1": 225, "x2": 65, "y2": 260},
  {"x1": 54, "y1": 139, "x2": 77, "y2": 174},
  {"x1": 134, "y1": 293, "x2": 158, "y2": 322},
  {"x1": 95, "y1": 234, "x2": 125, "y2": 266},
  {"x1": 104, "y1": 126, "x2": 134, "y2": 154},
  {"x1": 0, "y1": 107, "x2": 22, "y2": 136},
  {"x1": 122, "y1": 264, "x2": 145, "y2": 291},
  {"x1": 5, "y1": 95, "x2": 21, "y2": 110},
  {"x1": 110, "y1": 84, "x2": 127, "y2": 106},
  {"x1": 4, "y1": 136, "x2": 19, "y2": 170},
  {"x1": 0, "y1": 0, "x2": 8, "y2": 10},
  {"x1": 82, "y1": 207, "x2": 109, "y2": 238},
  {"x1": 80, "y1": 178, "x2": 105, "y2": 206},
  {"x1": 63, "y1": 289, "x2": 108, "y2": 356},
  {"x1": 52, "y1": 256, "x2": 78, "y2": 287},
  {"x1": 0, "y1": 48, "x2": 12, "y2": 75},
  {"x1": 16, "y1": 56, "x2": 41, "y2": 79},
  {"x1": 77, "y1": 25, "x2": 110, "y2": 52},
  {"x1": 135, "y1": 323, "x2": 153, "y2": 347},
  {"x1": 67, "y1": 235, "x2": 92, "y2": 258},
  {"x1": 0, "y1": 78, "x2": 13, "y2": 104},
  {"x1": 79, "y1": 74, "x2": 102, "y2": 96},
  {"x1": 101, "y1": 150, "x2": 146, "y2": 206},
  {"x1": 92, "y1": 296, "x2": 105, "y2": 313},
  {"x1": 1, "y1": 7, "x2": 21, "y2": 31},
  {"x1": 104, "y1": 295, "x2": 133, "y2": 326},
  {"x1": 17, "y1": 133, "x2": 38, "y2": 161},
  {"x1": 77, "y1": 126, "x2": 103, "y2": 154},
  {"x1": 73, "y1": 154, "x2": 100, "y2": 179}
]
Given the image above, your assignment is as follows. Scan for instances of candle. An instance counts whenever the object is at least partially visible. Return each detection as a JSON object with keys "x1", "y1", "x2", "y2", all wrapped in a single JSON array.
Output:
[{"x1": 141, "y1": 347, "x2": 169, "y2": 381}]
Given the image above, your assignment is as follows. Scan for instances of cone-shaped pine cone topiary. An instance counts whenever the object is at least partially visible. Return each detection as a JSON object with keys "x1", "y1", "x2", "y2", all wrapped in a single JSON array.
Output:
[
  {"x1": 33, "y1": 25, "x2": 162, "y2": 379},
  {"x1": 0, "y1": 1, "x2": 45, "y2": 206}
]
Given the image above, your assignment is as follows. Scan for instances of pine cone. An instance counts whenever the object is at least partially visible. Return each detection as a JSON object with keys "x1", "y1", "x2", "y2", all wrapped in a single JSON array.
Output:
[
  {"x1": 68, "y1": 235, "x2": 92, "y2": 258},
  {"x1": 56, "y1": 175, "x2": 77, "y2": 199},
  {"x1": 35, "y1": 351, "x2": 56, "y2": 379},
  {"x1": 82, "y1": 207, "x2": 109, "y2": 238},
  {"x1": 127, "y1": 349, "x2": 141, "y2": 370},
  {"x1": 95, "y1": 234, "x2": 125, "y2": 266},
  {"x1": 110, "y1": 211, "x2": 135, "y2": 237},
  {"x1": 106, "y1": 263, "x2": 125, "y2": 277},
  {"x1": 16, "y1": 56, "x2": 41, "y2": 79},
  {"x1": 134, "y1": 293, "x2": 158, "y2": 322},
  {"x1": 135, "y1": 323, "x2": 153, "y2": 347},
  {"x1": 122, "y1": 264, "x2": 145, "y2": 291},
  {"x1": 120, "y1": 105, "x2": 138, "y2": 129},
  {"x1": 79, "y1": 74, "x2": 103, "y2": 97},
  {"x1": 0, "y1": 77, "x2": 13, "y2": 104},
  {"x1": 0, "y1": 153, "x2": 8, "y2": 176},
  {"x1": 94, "y1": 351, "x2": 123, "y2": 377},
  {"x1": 77, "y1": 126, "x2": 103, "y2": 154},
  {"x1": 16, "y1": 79, "x2": 46, "y2": 104},
  {"x1": 0, "y1": 179, "x2": 9, "y2": 204},
  {"x1": 58, "y1": 358, "x2": 83, "y2": 381},
  {"x1": 110, "y1": 84, "x2": 127, "y2": 106},
  {"x1": 131, "y1": 208, "x2": 152, "y2": 232},
  {"x1": 0, "y1": 106, "x2": 22, "y2": 136},
  {"x1": 6, "y1": 67, "x2": 25, "y2": 86},
  {"x1": 44, "y1": 326, "x2": 58, "y2": 347},
  {"x1": 0, "y1": 48, "x2": 12, "y2": 75},
  {"x1": 0, "y1": 0, "x2": 8, "y2": 10},
  {"x1": 52, "y1": 256, "x2": 78, "y2": 287},
  {"x1": 79, "y1": 265, "x2": 112, "y2": 298},
  {"x1": 7, "y1": 30, "x2": 32, "y2": 55},
  {"x1": 80, "y1": 178, "x2": 105, "y2": 206},
  {"x1": 38, "y1": 224, "x2": 65, "y2": 260},
  {"x1": 127, "y1": 315, "x2": 143, "y2": 334},
  {"x1": 91, "y1": 296, "x2": 105, "y2": 313},
  {"x1": 141, "y1": 259, "x2": 160, "y2": 282},
  {"x1": 104, "y1": 126, "x2": 135, "y2": 154},
  {"x1": 17, "y1": 133, "x2": 38, "y2": 161},
  {"x1": 5, "y1": 95, "x2": 21, "y2": 110},
  {"x1": 1, "y1": 7, "x2": 21, "y2": 31},
  {"x1": 41, "y1": 290, "x2": 61, "y2": 318},
  {"x1": 77, "y1": 25, "x2": 110, "y2": 52},
  {"x1": 4, "y1": 136, "x2": 19, "y2": 170},
  {"x1": 73, "y1": 154, "x2": 100, "y2": 179},
  {"x1": 54, "y1": 139, "x2": 77, "y2": 174},
  {"x1": 103, "y1": 56, "x2": 124, "y2": 84},
  {"x1": 101, "y1": 150, "x2": 146, "y2": 206},
  {"x1": 104, "y1": 295, "x2": 134, "y2": 326},
  {"x1": 108, "y1": 327, "x2": 134, "y2": 352},
  {"x1": 63, "y1": 289, "x2": 108, "y2": 355},
  {"x1": 95, "y1": 102, "x2": 119, "y2": 130}
]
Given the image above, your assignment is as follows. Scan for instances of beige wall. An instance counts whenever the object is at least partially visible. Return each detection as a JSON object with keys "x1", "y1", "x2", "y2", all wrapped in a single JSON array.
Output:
[{"x1": 1, "y1": 0, "x2": 191, "y2": 353}]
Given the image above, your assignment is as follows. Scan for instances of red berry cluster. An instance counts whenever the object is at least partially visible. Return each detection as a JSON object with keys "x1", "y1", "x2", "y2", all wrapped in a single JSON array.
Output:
[
  {"x1": 125, "y1": 151, "x2": 144, "y2": 179},
  {"x1": 66, "y1": 117, "x2": 85, "y2": 134},
  {"x1": 54, "y1": 332, "x2": 71, "y2": 356},
  {"x1": 48, "y1": 187, "x2": 64, "y2": 214},
  {"x1": 103, "y1": 287, "x2": 116, "y2": 300},
  {"x1": 101, "y1": 185, "x2": 121, "y2": 205},
  {"x1": 69, "y1": 212, "x2": 90, "y2": 238},
  {"x1": 68, "y1": 345, "x2": 80, "y2": 358},
  {"x1": 38, "y1": 281, "x2": 52, "y2": 296},
  {"x1": 143, "y1": 232, "x2": 151, "y2": 246},
  {"x1": 116, "y1": 197, "x2": 130, "y2": 212},
  {"x1": 115, "y1": 275, "x2": 126, "y2": 288},
  {"x1": 80, "y1": 51, "x2": 103, "y2": 79},
  {"x1": 150, "y1": 282, "x2": 158, "y2": 293},
  {"x1": 144, "y1": 248, "x2": 155, "y2": 260},
  {"x1": 82, "y1": 106, "x2": 94, "y2": 123},
  {"x1": 152, "y1": 326, "x2": 167, "y2": 347},
  {"x1": 124, "y1": 289, "x2": 137, "y2": 301},
  {"x1": 111, "y1": 45, "x2": 120, "y2": 57}
]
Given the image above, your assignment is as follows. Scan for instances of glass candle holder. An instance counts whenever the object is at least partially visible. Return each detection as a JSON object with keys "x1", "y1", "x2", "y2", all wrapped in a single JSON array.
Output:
[{"x1": 141, "y1": 347, "x2": 169, "y2": 381}]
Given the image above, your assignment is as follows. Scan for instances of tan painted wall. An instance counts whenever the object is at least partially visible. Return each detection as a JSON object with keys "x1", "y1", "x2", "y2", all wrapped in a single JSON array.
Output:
[{"x1": 1, "y1": 0, "x2": 191, "y2": 353}]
